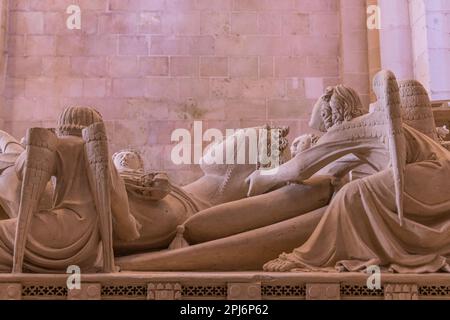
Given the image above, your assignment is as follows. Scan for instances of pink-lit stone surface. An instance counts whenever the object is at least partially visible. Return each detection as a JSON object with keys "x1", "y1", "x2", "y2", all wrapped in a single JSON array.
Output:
[
  {"x1": 379, "y1": 0, "x2": 414, "y2": 80},
  {"x1": 422, "y1": 0, "x2": 450, "y2": 100},
  {"x1": 380, "y1": 0, "x2": 450, "y2": 101},
  {"x1": 3, "y1": 0, "x2": 366, "y2": 184},
  {"x1": 340, "y1": 0, "x2": 370, "y2": 108}
]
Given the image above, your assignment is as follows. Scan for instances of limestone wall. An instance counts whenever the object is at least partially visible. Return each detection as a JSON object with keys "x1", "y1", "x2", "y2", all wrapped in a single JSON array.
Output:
[
  {"x1": 0, "y1": 0, "x2": 7, "y2": 128},
  {"x1": 424, "y1": 0, "x2": 450, "y2": 100},
  {"x1": 387, "y1": 0, "x2": 450, "y2": 101},
  {"x1": 2, "y1": 0, "x2": 370, "y2": 184}
]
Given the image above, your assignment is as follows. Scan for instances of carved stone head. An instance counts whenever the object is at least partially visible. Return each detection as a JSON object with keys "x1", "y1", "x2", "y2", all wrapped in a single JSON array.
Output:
[
  {"x1": 56, "y1": 106, "x2": 103, "y2": 137},
  {"x1": 112, "y1": 149, "x2": 144, "y2": 173},
  {"x1": 290, "y1": 133, "x2": 320, "y2": 157},
  {"x1": 309, "y1": 85, "x2": 366, "y2": 132}
]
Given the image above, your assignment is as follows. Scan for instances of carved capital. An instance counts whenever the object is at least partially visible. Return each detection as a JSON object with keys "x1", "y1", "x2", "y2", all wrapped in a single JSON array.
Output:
[
  {"x1": 306, "y1": 283, "x2": 340, "y2": 300},
  {"x1": 67, "y1": 283, "x2": 101, "y2": 300},
  {"x1": 0, "y1": 283, "x2": 22, "y2": 300},
  {"x1": 227, "y1": 282, "x2": 261, "y2": 300},
  {"x1": 147, "y1": 283, "x2": 182, "y2": 300}
]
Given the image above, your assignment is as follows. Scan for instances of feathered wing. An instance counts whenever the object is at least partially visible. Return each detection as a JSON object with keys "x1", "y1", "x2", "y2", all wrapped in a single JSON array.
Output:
[
  {"x1": 13, "y1": 128, "x2": 57, "y2": 273},
  {"x1": 82, "y1": 122, "x2": 116, "y2": 272},
  {"x1": 373, "y1": 70, "x2": 407, "y2": 226},
  {"x1": 398, "y1": 79, "x2": 438, "y2": 141}
]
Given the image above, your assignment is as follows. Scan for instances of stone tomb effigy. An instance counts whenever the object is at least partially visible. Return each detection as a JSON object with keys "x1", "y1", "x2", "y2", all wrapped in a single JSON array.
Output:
[{"x1": 0, "y1": 70, "x2": 449, "y2": 300}]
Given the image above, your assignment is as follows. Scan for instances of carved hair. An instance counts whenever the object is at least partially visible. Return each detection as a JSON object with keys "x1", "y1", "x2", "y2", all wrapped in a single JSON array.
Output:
[
  {"x1": 57, "y1": 106, "x2": 103, "y2": 137},
  {"x1": 320, "y1": 85, "x2": 365, "y2": 130}
]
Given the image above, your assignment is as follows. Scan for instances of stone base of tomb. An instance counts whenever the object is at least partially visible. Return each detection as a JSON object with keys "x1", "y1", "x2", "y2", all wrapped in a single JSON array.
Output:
[{"x1": 0, "y1": 272, "x2": 449, "y2": 300}]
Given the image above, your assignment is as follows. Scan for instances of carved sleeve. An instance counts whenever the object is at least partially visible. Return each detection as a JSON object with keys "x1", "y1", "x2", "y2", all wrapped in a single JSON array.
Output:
[
  {"x1": 273, "y1": 138, "x2": 385, "y2": 184},
  {"x1": 0, "y1": 129, "x2": 25, "y2": 154},
  {"x1": 109, "y1": 164, "x2": 141, "y2": 242}
]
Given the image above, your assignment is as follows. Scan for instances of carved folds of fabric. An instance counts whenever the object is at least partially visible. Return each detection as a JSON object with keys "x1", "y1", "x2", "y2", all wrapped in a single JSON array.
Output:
[
  {"x1": 82, "y1": 122, "x2": 115, "y2": 272},
  {"x1": 13, "y1": 128, "x2": 58, "y2": 273}
]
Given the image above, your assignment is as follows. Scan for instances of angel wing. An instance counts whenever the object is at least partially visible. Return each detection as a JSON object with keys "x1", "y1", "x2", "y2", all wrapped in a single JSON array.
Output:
[
  {"x1": 82, "y1": 122, "x2": 116, "y2": 273},
  {"x1": 373, "y1": 70, "x2": 407, "y2": 226},
  {"x1": 398, "y1": 79, "x2": 438, "y2": 141},
  {"x1": 12, "y1": 128, "x2": 57, "y2": 273}
]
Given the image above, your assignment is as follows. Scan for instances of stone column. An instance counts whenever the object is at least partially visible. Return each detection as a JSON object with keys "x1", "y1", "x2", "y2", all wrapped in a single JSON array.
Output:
[
  {"x1": 339, "y1": 0, "x2": 371, "y2": 108},
  {"x1": 378, "y1": 0, "x2": 414, "y2": 80},
  {"x1": 366, "y1": 0, "x2": 382, "y2": 102},
  {"x1": 408, "y1": 0, "x2": 431, "y2": 95},
  {"x1": 419, "y1": 0, "x2": 450, "y2": 100}
]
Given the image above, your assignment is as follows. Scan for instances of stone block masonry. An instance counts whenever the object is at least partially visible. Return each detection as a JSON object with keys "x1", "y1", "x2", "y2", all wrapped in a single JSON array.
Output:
[{"x1": 2, "y1": 0, "x2": 371, "y2": 185}]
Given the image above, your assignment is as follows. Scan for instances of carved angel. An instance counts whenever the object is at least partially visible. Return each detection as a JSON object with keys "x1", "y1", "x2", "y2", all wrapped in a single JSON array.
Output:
[
  {"x1": 0, "y1": 107, "x2": 139, "y2": 273},
  {"x1": 262, "y1": 71, "x2": 450, "y2": 273}
]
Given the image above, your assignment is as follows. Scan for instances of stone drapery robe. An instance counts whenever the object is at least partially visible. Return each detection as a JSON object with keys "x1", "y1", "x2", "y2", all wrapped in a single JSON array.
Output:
[
  {"x1": 267, "y1": 125, "x2": 450, "y2": 273},
  {"x1": 0, "y1": 135, "x2": 139, "y2": 273},
  {"x1": 0, "y1": 136, "x2": 100, "y2": 272}
]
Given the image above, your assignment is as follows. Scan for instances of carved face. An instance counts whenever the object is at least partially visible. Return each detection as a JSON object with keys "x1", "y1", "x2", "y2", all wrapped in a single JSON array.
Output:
[
  {"x1": 290, "y1": 135, "x2": 313, "y2": 157},
  {"x1": 113, "y1": 151, "x2": 143, "y2": 172},
  {"x1": 309, "y1": 99, "x2": 327, "y2": 132}
]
